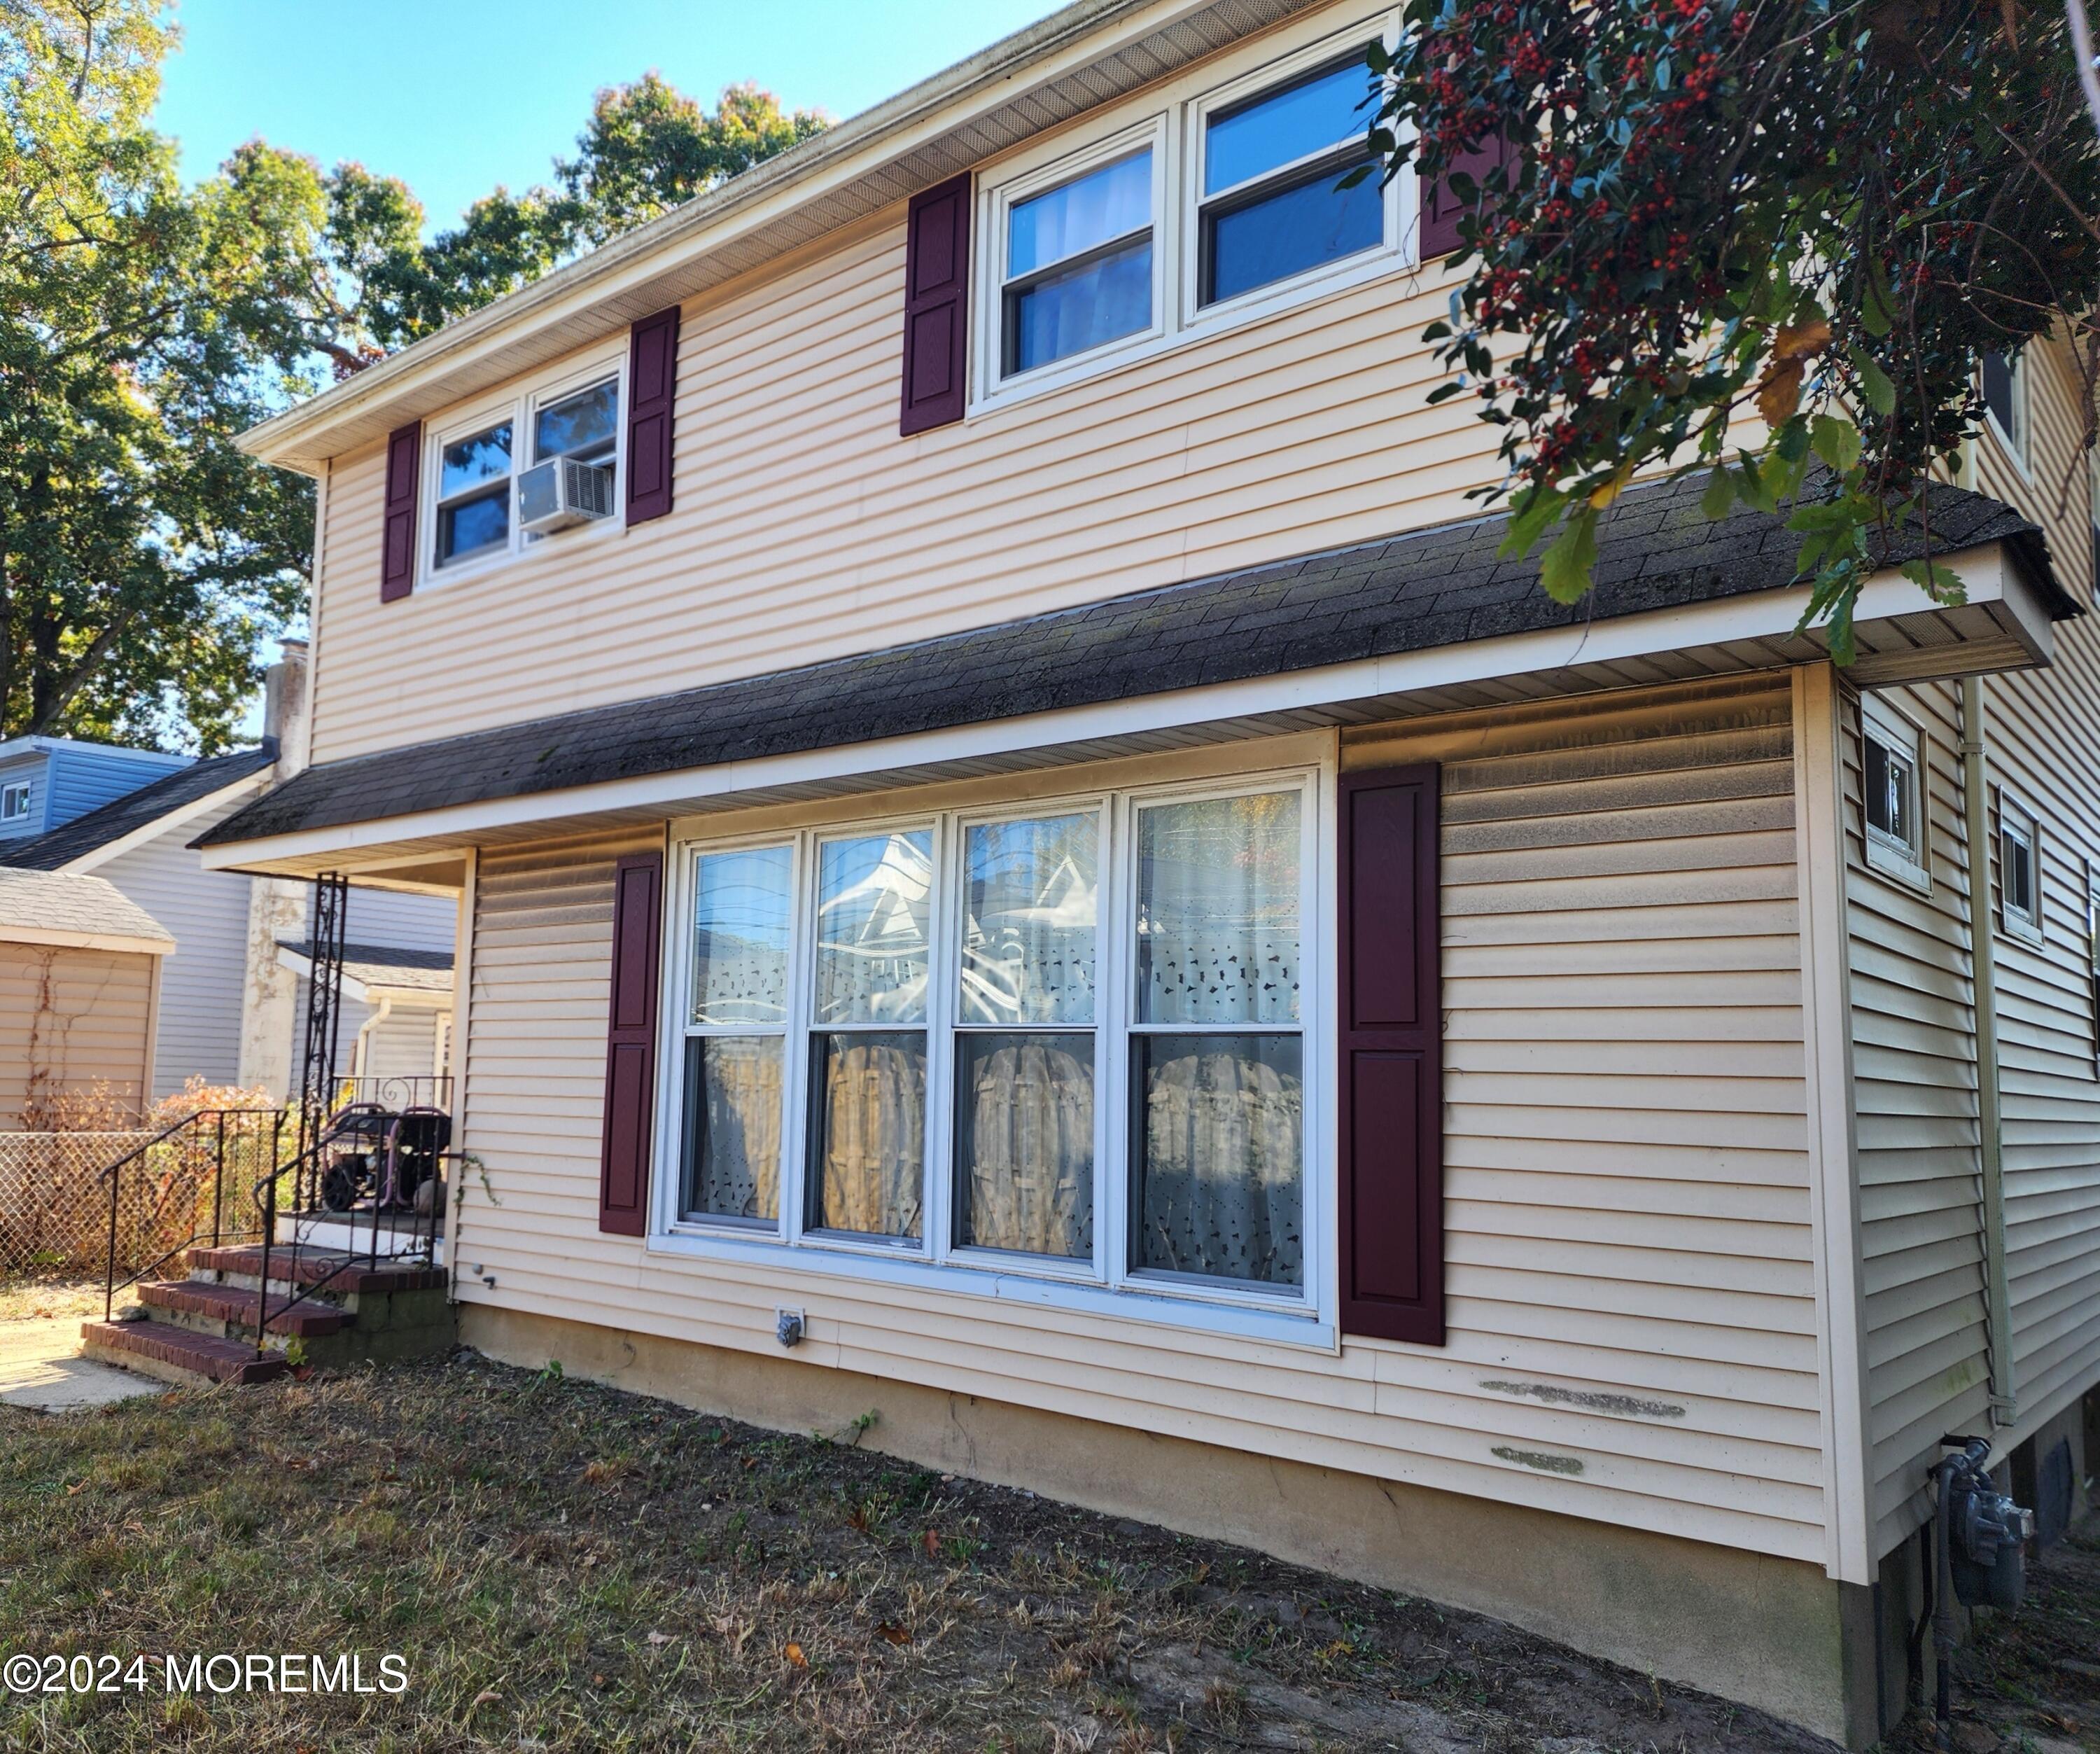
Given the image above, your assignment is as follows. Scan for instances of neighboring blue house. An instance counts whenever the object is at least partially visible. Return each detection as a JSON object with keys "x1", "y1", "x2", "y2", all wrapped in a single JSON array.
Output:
[{"x1": 0, "y1": 737, "x2": 190, "y2": 844}]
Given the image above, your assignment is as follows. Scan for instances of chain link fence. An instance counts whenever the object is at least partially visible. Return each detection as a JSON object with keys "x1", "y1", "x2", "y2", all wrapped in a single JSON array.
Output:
[{"x1": 0, "y1": 1115, "x2": 288, "y2": 1282}]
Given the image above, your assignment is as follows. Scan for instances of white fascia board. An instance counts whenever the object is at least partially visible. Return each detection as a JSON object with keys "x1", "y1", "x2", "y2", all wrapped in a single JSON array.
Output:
[
  {"x1": 0, "y1": 925, "x2": 172, "y2": 956},
  {"x1": 197, "y1": 548, "x2": 2029, "y2": 873},
  {"x1": 63, "y1": 773, "x2": 273, "y2": 875},
  {"x1": 237, "y1": 0, "x2": 1245, "y2": 474}
]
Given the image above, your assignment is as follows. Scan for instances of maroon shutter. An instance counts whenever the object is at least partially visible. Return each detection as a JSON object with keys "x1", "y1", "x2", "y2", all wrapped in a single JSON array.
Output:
[
  {"x1": 624, "y1": 305, "x2": 680, "y2": 526},
  {"x1": 1420, "y1": 134, "x2": 1511, "y2": 260},
  {"x1": 899, "y1": 173, "x2": 971, "y2": 436},
  {"x1": 1338, "y1": 765, "x2": 1444, "y2": 1344},
  {"x1": 380, "y1": 422, "x2": 421, "y2": 602},
  {"x1": 598, "y1": 849, "x2": 665, "y2": 1235}
]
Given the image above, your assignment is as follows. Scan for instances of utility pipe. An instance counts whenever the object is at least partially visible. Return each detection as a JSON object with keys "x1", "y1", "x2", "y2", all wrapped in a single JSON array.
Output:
[
  {"x1": 351, "y1": 994, "x2": 393, "y2": 1084},
  {"x1": 1959, "y1": 674, "x2": 2018, "y2": 1427}
]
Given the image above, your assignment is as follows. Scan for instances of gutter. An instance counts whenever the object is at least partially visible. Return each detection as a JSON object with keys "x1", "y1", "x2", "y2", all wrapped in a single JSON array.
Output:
[{"x1": 1959, "y1": 674, "x2": 2018, "y2": 1426}]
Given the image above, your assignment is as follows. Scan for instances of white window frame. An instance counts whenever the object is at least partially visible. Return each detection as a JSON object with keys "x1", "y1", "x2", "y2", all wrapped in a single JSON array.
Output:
[
  {"x1": 649, "y1": 760, "x2": 1333, "y2": 1349},
  {"x1": 1997, "y1": 789, "x2": 2043, "y2": 945},
  {"x1": 969, "y1": 8, "x2": 1408, "y2": 417},
  {"x1": 1981, "y1": 349, "x2": 2031, "y2": 478},
  {"x1": 0, "y1": 781, "x2": 30, "y2": 823},
  {"x1": 1860, "y1": 696, "x2": 1929, "y2": 891},
  {"x1": 1182, "y1": 28, "x2": 1404, "y2": 329},
  {"x1": 418, "y1": 345, "x2": 628, "y2": 589}
]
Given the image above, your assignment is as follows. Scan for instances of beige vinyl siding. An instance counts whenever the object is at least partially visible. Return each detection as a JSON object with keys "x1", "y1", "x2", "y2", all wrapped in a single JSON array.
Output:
[
  {"x1": 94, "y1": 792, "x2": 259, "y2": 1098},
  {"x1": 1853, "y1": 330, "x2": 2100, "y2": 1554},
  {"x1": 452, "y1": 678, "x2": 1833, "y2": 1563},
  {"x1": 0, "y1": 942, "x2": 158, "y2": 1125},
  {"x1": 1840, "y1": 678, "x2": 1991, "y2": 1550},
  {"x1": 306, "y1": 201, "x2": 1495, "y2": 766}
]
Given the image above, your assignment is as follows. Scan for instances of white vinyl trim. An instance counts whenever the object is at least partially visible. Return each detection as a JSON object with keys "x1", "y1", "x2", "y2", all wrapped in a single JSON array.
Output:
[{"x1": 1859, "y1": 693, "x2": 1930, "y2": 893}]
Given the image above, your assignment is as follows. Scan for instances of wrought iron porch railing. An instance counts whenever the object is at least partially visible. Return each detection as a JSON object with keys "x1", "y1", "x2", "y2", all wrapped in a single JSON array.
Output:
[{"x1": 98, "y1": 1100, "x2": 451, "y2": 1356}]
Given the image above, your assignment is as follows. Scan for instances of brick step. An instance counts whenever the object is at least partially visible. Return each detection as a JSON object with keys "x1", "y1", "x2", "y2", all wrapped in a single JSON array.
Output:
[
  {"x1": 139, "y1": 1280, "x2": 351, "y2": 1337},
  {"x1": 80, "y1": 1320, "x2": 290, "y2": 1387},
  {"x1": 184, "y1": 1244, "x2": 444, "y2": 1295}
]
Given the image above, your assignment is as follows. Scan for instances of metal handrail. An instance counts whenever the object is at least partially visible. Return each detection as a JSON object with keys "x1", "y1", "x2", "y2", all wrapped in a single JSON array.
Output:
[{"x1": 99, "y1": 1109, "x2": 288, "y2": 1321}]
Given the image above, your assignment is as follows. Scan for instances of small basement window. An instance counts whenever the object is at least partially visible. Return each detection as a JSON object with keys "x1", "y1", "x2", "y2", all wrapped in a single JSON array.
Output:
[
  {"x1": 0, "y1": 781, "x2": 30, "y2": 823},
  {"x1": 1999, "y1": 795, "x2": 2043, "y2": 942},
  {"x1": 1861, "y1": 701, "x2": 1927, "y2": 887}
]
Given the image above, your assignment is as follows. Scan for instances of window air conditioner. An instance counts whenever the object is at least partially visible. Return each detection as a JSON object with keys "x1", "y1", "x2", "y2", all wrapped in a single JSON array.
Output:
[{"x1": 517, "y1": 457, "x2": 615, "y2": 535}]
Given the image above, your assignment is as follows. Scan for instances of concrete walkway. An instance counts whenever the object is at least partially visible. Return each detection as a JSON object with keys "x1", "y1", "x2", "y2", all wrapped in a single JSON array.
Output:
[{"x1": 0, "y1": 1317, "x2": 162, "y2": 1412}]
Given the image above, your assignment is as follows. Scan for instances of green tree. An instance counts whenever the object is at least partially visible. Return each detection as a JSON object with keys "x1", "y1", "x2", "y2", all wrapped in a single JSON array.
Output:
[
  {"x1": 1364, "y1": 0, "x2": 2100, "y2": 655},
  {"x1": 0, "y1": 0, "x2": 326, "y2": 748},
  {"x1": 0, "y1": 1, "x2": 825, "y2": 749}
]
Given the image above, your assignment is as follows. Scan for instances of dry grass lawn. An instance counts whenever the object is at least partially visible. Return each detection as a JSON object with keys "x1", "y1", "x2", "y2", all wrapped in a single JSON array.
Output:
[{"x1": 0, "y1": 1349, "x2": 2092, "y2": 1751}]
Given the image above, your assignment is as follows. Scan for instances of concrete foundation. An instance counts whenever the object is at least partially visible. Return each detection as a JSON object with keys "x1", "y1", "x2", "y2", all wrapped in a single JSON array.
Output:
[{"x1": 463, "y1": 1302, "x2": 1878, "y2": 1746}]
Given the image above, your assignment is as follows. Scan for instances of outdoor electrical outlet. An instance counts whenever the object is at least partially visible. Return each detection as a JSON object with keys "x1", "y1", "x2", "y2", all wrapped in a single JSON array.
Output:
[{"x1": 776, "y1": 1309, "x2": 806, "y2": 1349}]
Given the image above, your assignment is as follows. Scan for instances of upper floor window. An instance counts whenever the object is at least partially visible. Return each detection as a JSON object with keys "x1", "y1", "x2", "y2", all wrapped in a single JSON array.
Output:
[
  {"x1": 1861, "y1": 699, "x2": 1927, "y2": 889},
  {"x1": 1002, "y1": 147, "x2": 1156, "y2": 377},
  {"x1": 425, "y1": 354, "x2": 624, "y2": 580},
  {"x1": 662, "y1": 773, "x2": 1314, "y2": 1318},
  {"x1": 974, "y1": 13, "x2": 1405, "y2": 411},
  {"x1": 0, "y1": 781, "x2": 30, "y2": 823},
  {"x1": 1998, "y1": 793, "x2": 2042, "y2": 942},
  {"x1": 1981, "y1": 349, "x2": 2027, "y2": 466},
  {"x1": 1196, "y1": 55, "x2": 1382, "y2": 307}
]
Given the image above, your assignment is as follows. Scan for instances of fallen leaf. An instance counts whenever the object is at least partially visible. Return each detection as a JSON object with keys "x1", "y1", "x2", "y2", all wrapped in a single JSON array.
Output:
[
  {"x1": 922, "y1": 1528, "x2": 941, "y2": 1557},
  {"x1": 874, "y1": 1622, "x2": 912, "y2": 1646},
  {"x1": 470, "y1": 1689, "x2": 500, "y2": 1707},
  {"x1": 646, "y1": 1631, "x2": 671, "y2": 1646},
  {"x1": 783, "y1": 1642, "x2": 808, "y2": 1670}
]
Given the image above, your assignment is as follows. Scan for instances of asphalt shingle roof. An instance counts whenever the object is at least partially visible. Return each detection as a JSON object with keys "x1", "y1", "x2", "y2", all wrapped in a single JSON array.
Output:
[
  {"x1": 276, "y1": 940, "x2": 455, "y2": 994},
  {"x1": 202, "y1": 473, "x2": 2063, "y2": 849},
  {"x1": 6, "y1": 744, "x2": 276, "y2": 872},
  {"x1": 0, "y1": 868, "x2": 174, "y2": 948}
]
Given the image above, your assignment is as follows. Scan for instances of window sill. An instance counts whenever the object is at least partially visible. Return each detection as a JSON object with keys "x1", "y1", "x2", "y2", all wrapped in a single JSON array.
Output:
[
  {"x1": 646, "y1": 1223, "x2": 1335, "y2": 1351},
  {"x1": 965, "y1": 242, "x2": 1420, "y2": 425},
  {"x1": 1864, "y1": 836, "x2": 1931, "y2": 895},
  {"x1": 2001, "y1": 912, "x2": 2045, "y2": 949}
]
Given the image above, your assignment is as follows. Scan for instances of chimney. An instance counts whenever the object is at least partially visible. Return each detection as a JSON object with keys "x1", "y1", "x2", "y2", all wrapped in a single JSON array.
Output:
[{"x1": 262, "y1": 639, "x2": 312, "y2": 777}]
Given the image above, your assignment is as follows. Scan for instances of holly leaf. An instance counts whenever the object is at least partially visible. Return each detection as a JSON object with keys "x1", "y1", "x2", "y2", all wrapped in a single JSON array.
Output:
[
  {"x1": 1850, "y1": 346, "x2": 1897, "y2": 417},
  {"x1": 1538, "y1": 507, "x2": 1600, "y2": 604}
]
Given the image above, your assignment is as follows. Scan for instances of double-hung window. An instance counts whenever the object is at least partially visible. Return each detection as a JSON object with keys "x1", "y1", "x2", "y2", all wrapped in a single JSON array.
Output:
[
  {"x1": 976, "y1": 14, "x2": 1404, "y2": 408},
  {"x1": 662, "y1": 772, "x2": 1315, "y2": 1332},
  {"x1": 1196, "y1": 55, "x2": 1382, "y2": 309},
  {"x1": 998, "y1": 139, "x2": 1160, "y2": 379},
  {"x1": 1999, "y1": 793, "x2": 2043, "y2": 942},
  {"x1": 1861, "y1": 700, "x2": 1928, "y2": 889},
  {"x1": 0, "y1": 781, "x2": 30, "y2": 823},
  {"x1": 426, "y1": 356, "x2": 623, "y2": 579}
]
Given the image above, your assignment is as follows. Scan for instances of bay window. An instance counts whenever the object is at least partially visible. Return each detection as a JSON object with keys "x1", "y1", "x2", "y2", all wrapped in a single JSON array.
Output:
[{"x1": 660, "y1": 772, "x2": 1317, "y2": 1325}]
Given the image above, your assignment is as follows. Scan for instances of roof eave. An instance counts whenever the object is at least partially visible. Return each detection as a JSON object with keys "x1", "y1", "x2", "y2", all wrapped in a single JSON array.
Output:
[{"x1": 238, "y1": 0, "x2": 1236, "y2": 475}]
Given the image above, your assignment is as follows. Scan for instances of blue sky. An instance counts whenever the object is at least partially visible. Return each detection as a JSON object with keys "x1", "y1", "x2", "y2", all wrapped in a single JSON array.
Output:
[{"x1": 155, "y1": 0, "x2": 1057, "y2": 228}]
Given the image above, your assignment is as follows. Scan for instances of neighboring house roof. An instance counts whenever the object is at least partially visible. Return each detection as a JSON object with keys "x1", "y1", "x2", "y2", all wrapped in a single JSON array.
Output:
[
  {"x1": 275, "y1": 940, "x2": 455, "y2": 1003},
  {"x1": 238, "y1": 0, "x2": 1312, "y2": 473},
  {"x1": 202, "y1": 473, "x2": 2062, "y2": 849},
  {"x1": 3, "y1": 745, "x2": 277, "y2": 872},
  {"x1": 0, "y1": 868, "x2": 174, "y2": 955}
]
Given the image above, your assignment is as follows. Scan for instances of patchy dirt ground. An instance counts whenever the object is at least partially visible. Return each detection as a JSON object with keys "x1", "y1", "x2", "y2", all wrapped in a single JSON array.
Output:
[{"x1": 0, "y1": 1349, "x2": 2085, "y2": 1751}]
